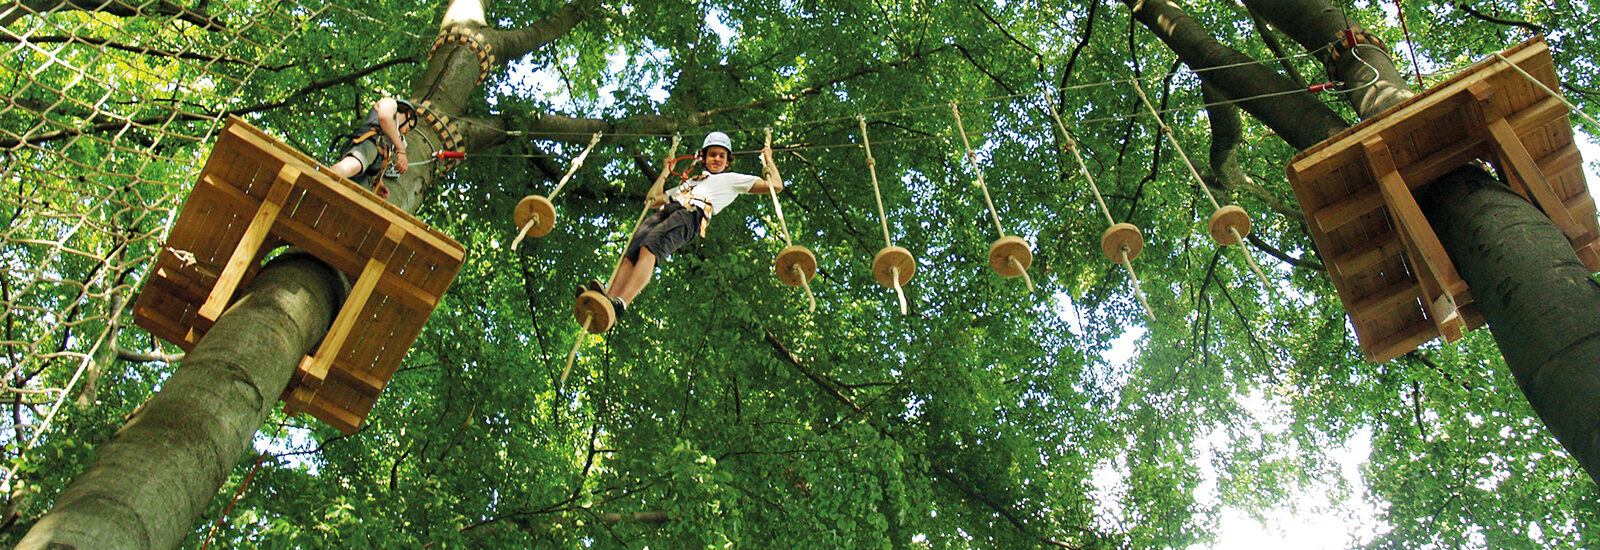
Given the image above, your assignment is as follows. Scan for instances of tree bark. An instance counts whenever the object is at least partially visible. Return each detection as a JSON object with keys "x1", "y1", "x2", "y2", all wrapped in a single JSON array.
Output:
[
  {"x1": 16, "y1": 256, "x2": 341, "y2": 550},
  {"x1": 1120, "y1": 0, "x2": 1346, "y2": 150},
  {"x1": 1419, "y1": 167, "x2": 1600, "y2": 483},
  {"x1": 1239, "y1": 0, "x2": 1415, "y2": 117},
  {"x1": 1126, "y1": 0, "x2": 1600, "y2": 486}
]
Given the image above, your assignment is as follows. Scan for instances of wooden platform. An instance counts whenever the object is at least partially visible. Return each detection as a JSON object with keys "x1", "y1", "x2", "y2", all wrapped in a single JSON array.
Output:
[
  {"x1": 1287, "y1": 37, "x2": 1600, "y2": 363},
  {"x1": 133, "y1": 117, "x2": 465, "y2": 433}
]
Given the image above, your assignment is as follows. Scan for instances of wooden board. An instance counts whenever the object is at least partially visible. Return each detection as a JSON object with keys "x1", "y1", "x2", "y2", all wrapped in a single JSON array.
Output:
[
  {"x1": 132, "y1": 116, "x2": 465, "y2": 434},
  {"x1": 1286, "y1": 36, "x2": 1600, "y2": 363}
]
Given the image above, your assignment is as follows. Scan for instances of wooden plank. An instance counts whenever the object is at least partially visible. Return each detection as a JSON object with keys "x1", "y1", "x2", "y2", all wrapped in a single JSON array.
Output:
[
  {"x1": 328, "y1": 357, "x2": 388, "y2": 396},
  {"x1": 1485, "y1": 118, "x2": 1586, "y2": 243},
  {"x1": 1347, "y1": 279, "x2": 1420, "y2": 323},
  {"x1": 197, "y1": 165, "x2": 298, "y2": 322},
  {"x1": 297, "y1": 393, "x2": 364, "y2": 434},
  {"x1": 1312, "y1": 189, "x2": 1385, "y2": 235},
  {"x1": 1331, "y1": 232, "x2": 1404, "y2": 280},
  {"x1": 1364, "y1": 137, "x2": 1466, "y2": 342},
  {"x1": 298, "y1": 226, "x2": 399, "y2": 389},
  {"x1": 1367, "y1": 319, "x2": 1439, "y2": 364}
]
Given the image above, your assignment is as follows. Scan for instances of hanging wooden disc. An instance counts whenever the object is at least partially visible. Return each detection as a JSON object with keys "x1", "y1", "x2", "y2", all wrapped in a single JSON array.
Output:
[
  {"x1": 514, "y1": 195, "x2": 557, "y2": 238},
  {"x1": 988, "y1": 235, "x2": 1032, "y2": 278},
  {"x1": 1208, "y1": 205, "x2": 1251, "y2": 246},
  {"x1": 1101, "y1": 223, "x2": 1144, "y2": 263},
  {"x1": 775, "y1": 245, "x2": 817, "y2": 287},
  {"x1": 872, "y1": 246, "x2": 916, "y2": 287},
  {"x1": 573, "y1": 290, "x2": 616, "y2": 334}
]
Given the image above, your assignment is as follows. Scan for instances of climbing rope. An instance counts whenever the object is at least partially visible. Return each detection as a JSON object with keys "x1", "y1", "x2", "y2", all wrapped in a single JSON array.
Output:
[
  {"x1": 561, "y1": 135, "x2": 683, "y2": 387},
  {"x1": 858, "y1": 116, "x2": 916, "y2": 316},
  {"x1": 763, "y1": 128, "x2": 817, "y2": 312},
  {"x1": 1129, "y1": 79, "x2": 1274, "y2": 292},
  {"x1": 511, "y1": 131, "x2": 602, "y2": 249},
  {"x1": 1044, "y1": 91, "x2": 1156, "y2": 320},
  {"x1": 949, "y1": 103, "x2": 1034, "y2": 293}
]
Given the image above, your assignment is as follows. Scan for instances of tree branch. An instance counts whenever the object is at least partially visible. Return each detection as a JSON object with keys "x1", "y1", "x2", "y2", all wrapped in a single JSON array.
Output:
[
  {"x1": 1455, "y1": 2, "x2": 1545, "y2": 35},
  {"x1": 0, "y1": 35, "x2": 276, "y2": 69},
  {"x1": 1245, "y1": 233, "x2": 1323, "y2": 271}
]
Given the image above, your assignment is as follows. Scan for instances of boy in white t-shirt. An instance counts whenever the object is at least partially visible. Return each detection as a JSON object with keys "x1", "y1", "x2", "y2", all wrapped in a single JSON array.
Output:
[{"x1": 581, "y1": 131, "x2": 786, "y2": 315}]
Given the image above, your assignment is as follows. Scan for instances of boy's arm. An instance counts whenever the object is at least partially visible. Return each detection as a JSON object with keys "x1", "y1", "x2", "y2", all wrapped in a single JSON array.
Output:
[
  {"x1": 373, "y1": 98, "x2": 408, "y2": 174},
  {"x1": 749, "y1": 146, "x2": 785, "y2": 195}
]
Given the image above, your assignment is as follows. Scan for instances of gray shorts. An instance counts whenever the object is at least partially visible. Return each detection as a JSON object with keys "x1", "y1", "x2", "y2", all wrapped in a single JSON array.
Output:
[
  {"x1": 624, "y1": 202, "x2": 704, "y2": 263},
  {"x1": 340, "y1": 139, "x2": 381, "y2": 171}
]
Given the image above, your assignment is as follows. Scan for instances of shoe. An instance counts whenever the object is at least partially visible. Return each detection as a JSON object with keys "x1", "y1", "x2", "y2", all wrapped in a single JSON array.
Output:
[
  {"x1": 609, "y1": 297, "x2": 627, "y2": 316},
  {"x1": 574, "y1": 278, "x2": 605, "y2": 299}
]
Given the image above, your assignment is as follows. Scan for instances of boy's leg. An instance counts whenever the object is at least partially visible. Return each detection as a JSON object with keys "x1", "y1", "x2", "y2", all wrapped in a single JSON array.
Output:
[
  {"x1": 330, "y1": 155, "x2": 364, "y2": 179},
  {"x1": 612, "y1": 247, "x2": 658, "y2": 304}
]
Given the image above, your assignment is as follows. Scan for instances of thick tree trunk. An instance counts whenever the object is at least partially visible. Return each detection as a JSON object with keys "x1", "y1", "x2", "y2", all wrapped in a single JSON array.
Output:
[
  {"x1": 1239, "y1": 0, "x2": 1415, "y2": 117},
  {"x1": 17, "y1": 256, "x2": 342, "y2": 550},
  {"x1": 1419, "y1": 167, "x2": 1600, "y2": 483},
  {"x1": 1121, "y1": 0, "x2": 1346, "y2": 150},
  {"x1": 1126, "y1": 0, "x2": 1600, "y2": 486}
]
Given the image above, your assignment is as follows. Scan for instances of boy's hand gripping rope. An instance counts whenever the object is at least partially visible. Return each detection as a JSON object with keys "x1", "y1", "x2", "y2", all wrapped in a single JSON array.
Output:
[{"x1": 764, "y1": 128, "x2": 817, "y2": 312}]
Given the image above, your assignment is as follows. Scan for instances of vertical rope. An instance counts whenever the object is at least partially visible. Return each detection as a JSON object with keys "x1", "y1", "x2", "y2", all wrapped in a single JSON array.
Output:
[
  {"x1": 1120, "y1": 250, "x2": 1156, "y2": 321},
  {"x1": 949, "y1": 103, "x2": 1006, "y2": 236},
  {"x1": 1130, "y1": 80, "x2": 1274, "y2": 290},
  {"x1": 1393, "y1": 0, "x2": 1426, "y2": 88},
  {"x1": 858, "y1": 116, "x2": 893, "y2": 247},
  {"x1": 1045, "y1": 92, "x2": 1116, "y2": 227},
  {"x1": 199, "y1": 422, "x2": 287, "y2": 550},
  {"x1": 548, "y1": 132, "x2": 604, "y2": 201},
  {"x1": 1046, "y1": 90, "x2": 1155, "y2": 319},
  {"x1": 763, "y1": 127, "x2": 794, "y2": 247},
  {"x1": 560, "y1": 313, "x2": 593, "y2": 386},
  {"x1": 1130, "y1": 80, "x2": 1222, "y2": 211}
]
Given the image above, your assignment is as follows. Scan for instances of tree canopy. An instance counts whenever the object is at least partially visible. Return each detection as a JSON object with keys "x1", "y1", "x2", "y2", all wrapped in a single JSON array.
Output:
[{"x1": 4, "y1": 0, "x2": 1599, "y2": 548}]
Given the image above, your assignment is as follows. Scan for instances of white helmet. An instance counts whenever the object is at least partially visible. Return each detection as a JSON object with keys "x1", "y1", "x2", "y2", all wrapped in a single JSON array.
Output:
[{"x1": 701, "y1": 131, "x2": 733, "y2": 156}]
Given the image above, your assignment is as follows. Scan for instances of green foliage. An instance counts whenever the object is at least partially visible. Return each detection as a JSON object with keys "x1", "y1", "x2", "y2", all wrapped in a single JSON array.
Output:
[{"x1": 6, "y1": 0, "x2": 1600, "y2": 549}]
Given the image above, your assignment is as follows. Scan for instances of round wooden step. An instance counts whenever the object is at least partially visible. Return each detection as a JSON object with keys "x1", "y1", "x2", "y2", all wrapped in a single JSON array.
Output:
[
  {"x1": 1101, "y1": 223, "x2": 1144, "y2": 263},
  {"x1": 514, "y1": 195, "x2": 557, "y2": 239},
  {"x1": 775, "y1": 245, "x2": 817, "y2": 287},
  {"x1": 1208, "y1": 205, "x2": 1251, "y2": 246},
  {"x1": 988, "y1": 235, "x2": 1032, "y2": 278},
  {"x1": 573, "y1": 290, "x2": 615, "y2": 334},
  {"x1": 872, "y1": 246, "x2": 916, "y2": 287}
]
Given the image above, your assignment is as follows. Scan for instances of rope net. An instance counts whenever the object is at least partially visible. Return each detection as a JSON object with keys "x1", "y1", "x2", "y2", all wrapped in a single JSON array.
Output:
[{"x1": 0, "y1": 0, "x2": 420, "y2": 491}]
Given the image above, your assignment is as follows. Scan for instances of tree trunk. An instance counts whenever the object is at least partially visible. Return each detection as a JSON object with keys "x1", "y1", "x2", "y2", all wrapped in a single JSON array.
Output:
[
  {"x1": 1239, "y1": 0, "x2": 1415, "y2": 117},
  {"x1": 16, "y1": 255, "x2": 342, "y2": 550},
  {"x1": 1419, "y1": 167, "x2": 1600, "y2": 483},
  {"x1": 1126, "y1": 0, "x2": 1600, "y2": 485}
]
